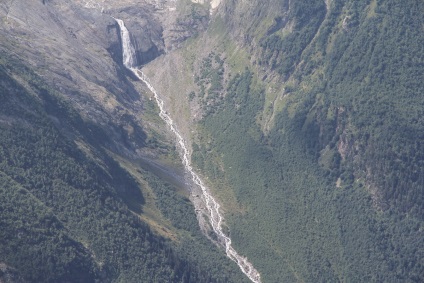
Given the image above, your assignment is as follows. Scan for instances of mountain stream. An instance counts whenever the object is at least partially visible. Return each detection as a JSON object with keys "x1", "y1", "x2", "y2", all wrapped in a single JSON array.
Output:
[{"x1": 115, "y1": 18, "x2": 261, "y2": 283}]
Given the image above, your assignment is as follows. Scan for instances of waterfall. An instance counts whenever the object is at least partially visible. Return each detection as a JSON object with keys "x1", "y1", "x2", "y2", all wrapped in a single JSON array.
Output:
[
  {"x1": 115, "y1": 18, "x2": 137, "y2": 68},
  {"x1": 115, "y1": 18, "x2": 262, "y2": 283}
]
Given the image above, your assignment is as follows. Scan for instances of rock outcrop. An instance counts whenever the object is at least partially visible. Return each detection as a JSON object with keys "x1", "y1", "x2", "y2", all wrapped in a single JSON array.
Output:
[{"x1": 0, "y1": 0, "x2": 166, "y2": 157}]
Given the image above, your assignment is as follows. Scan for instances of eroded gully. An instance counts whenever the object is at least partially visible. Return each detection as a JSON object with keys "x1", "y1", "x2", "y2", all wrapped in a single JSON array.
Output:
[{"x1": 115, "y1": 18, "x2": 261, "y2": 283}]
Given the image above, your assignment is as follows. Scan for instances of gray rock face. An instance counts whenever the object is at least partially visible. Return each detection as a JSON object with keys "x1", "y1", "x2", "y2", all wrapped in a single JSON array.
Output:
[
  {"x1": 0, "y1": 0, "x2": 214, "y2": 158},
  {"x1": 112, "y1": 6, "x2": 164, "y2": 65},
  {"x1": 0, "y1": 0, "x2": 169, "y2": 156}
]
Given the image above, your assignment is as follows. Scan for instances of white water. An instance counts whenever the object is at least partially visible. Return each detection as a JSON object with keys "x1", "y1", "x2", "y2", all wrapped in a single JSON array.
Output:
[
  {"x1": 115, "y1": 18, "x2": 137, "y2": 68},
  {"x1": 115, "y1": 19, "x2": 261, "y2": 283}
]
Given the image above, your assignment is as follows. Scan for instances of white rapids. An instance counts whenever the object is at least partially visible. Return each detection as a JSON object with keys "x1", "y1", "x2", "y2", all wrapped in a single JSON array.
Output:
[{"x1": 115, "y1": 18, "x2": 262, "y2": 283}]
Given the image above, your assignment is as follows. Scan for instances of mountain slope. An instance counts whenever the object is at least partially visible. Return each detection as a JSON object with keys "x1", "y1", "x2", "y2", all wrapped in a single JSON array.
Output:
[
  {"x1": 1, "y1": 0, "x2": 423, "y2": 282},
  {"x1": 0, "y1": 1, "x2": 248, "y2": 282},
  {"x1": 142, "y1": 0, "x2": 424, "y2": 282},
  {"x1": 0, "y1": 56, "x2": 251, "y2": 282}
]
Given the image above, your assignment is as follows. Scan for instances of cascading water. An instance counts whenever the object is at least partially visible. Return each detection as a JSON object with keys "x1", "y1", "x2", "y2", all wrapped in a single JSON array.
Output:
[
  {"x1": 115, "y1": 18, "x2": 137, "y2": 68},
  {"x1": 115, "y1": 18, "x2": 262, "y2": 283}
]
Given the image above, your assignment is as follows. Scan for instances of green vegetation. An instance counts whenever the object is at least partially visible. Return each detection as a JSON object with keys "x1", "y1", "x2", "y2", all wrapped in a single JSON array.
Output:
[
  {"x1": 0, "y1": 172, "x2": 96, "y2": 282},
  {"x1": 191, "y1": 0, "x2": 424, "y2": 281},
  {"x1": 1, "y1": 0, "x2": 423, "y2": 282},
  {"x1": 194, "y1": 52, "x2": 225, "y2": 116},
  {"x1": 0, "y1": 58, "x2": 245, "y2": 282},
  {"x1": 259, "y1": 0, "x2": 327, "y2": 77},
  {"x1": 143, "y1": 169, "x2": 249, "y2": 283}
]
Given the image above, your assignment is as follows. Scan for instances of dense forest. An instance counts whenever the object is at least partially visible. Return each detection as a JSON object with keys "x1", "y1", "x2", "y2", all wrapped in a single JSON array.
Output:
[
  {"x1": 190, "y1": 0, "x2": 423, "y2": 281},
  {"x1": 0, "y1": 58, "x2": 247, "y2": 282}
]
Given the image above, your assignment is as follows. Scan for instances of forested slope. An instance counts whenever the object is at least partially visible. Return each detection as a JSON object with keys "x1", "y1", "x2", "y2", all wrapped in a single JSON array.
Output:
[
  {"x1": 0, "y1": 0, "x2": 254, "y2": 281},
  {"x1": 181, "y1": 0, "x2": 424, "y2": 281},
  {"x1": 1, "y1": 0, "x2": 423, "y2": 282},
  {"x1": 0, "y1": 48, "x2": 247, "y2": 283}
]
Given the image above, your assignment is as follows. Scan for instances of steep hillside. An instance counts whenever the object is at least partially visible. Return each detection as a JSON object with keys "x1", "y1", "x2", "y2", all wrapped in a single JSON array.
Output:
[
  {"x1": 143, "y1": 0, "x2": 424, "y2": 282},
  {"x1": 1, "y1": 0, "x2": 423, "y2": 282},
  {"x1": 0, "y1": 0, "x2": 248, "y2": 282}
]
